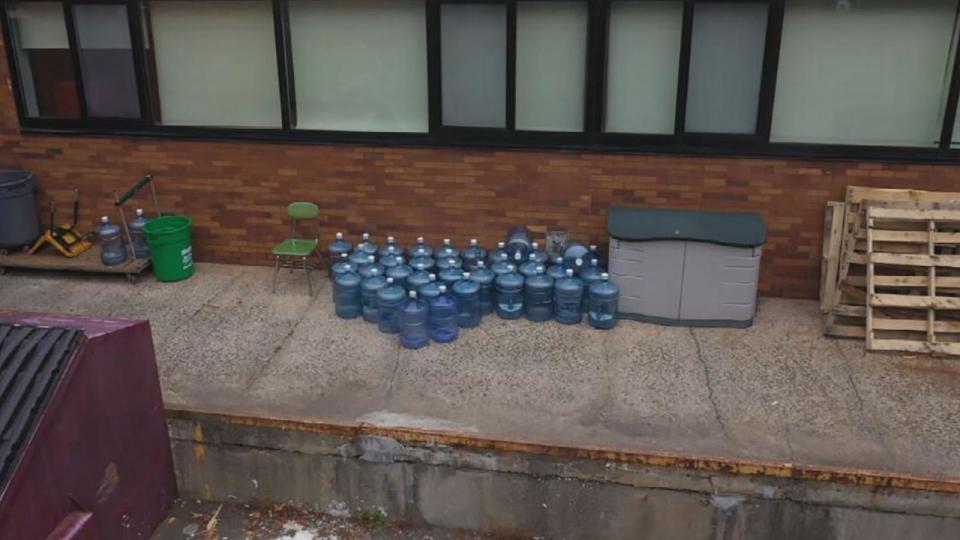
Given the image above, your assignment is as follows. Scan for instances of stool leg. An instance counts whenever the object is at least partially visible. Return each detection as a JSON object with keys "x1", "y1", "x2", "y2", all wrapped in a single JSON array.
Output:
[
  {"x1": 272, "y1": 255, "x2": 280, "y2": 293},
  {"x1": 303, "y1": 256, "x2": 313, "y2": 296}
]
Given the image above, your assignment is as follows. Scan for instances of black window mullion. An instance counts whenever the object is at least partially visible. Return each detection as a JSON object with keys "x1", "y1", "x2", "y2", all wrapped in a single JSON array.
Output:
[
  {"x1": 755, "y1": 0, "x2": 784, "y2": 141},
  {"x1": 426, "y1": 0, "x2": 442, "y2": 133},
  {"x1": 272, "y1": 0, "x2": 293, "y2": 130},
  {"x1": 62, "y1": 0, "x2": 89, "y2": 119},
  {"x1": 0, "y1": 4, "x2": 29, "y2": 126},
  {"x1": 506, "y1": 0, "x2": 516, "y2": 131},
  {"x1": 674, "y1": 0, "x2": 694, "y2": 136},
  {"x1": 126, "y1": 0, "x2": 151, "y2": 125},
  {"x1": 584, "y1": 0, "x2": 608, "y2": 134}
]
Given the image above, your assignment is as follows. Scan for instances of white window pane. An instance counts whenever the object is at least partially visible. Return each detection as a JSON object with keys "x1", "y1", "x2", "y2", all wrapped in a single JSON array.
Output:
[
  {"x1": 74, "y1": 4, "x2": 140, "y2": 118},
  {"x1": 441, "y1": 4, "x2": 506, "y2": 128},
  {"x1": 773, "y1": 0, "x2": 956, "y2": 147},
  {"x1": 516, "y1": 2, "x2": 587, "y2": 132},
  {"x1": 605, "y1": 1, "x2": 683, "y2": 134},
  {"x1": 685, "y1": 3, "x2": 768, "y2": 134},
  {"x1": 149, "y1": 1, "x2": 281, "y2": 128},
  {"x1": 289, "y1": 0, "x2": 427, "y2": 133}
]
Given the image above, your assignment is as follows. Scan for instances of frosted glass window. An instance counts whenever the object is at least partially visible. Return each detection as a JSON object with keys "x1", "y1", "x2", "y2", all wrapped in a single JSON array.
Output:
[
  {"x1": 772, "y1": 0, "x2": 957, "y2": 147},
  {"x1": 685, "y1": 3, "x2": 768, "y2": 134},
  {"x1": 74, "y1": 4, "x2": 140, "y2": 118},
  {"x1": 605, "y1": 1, "x2": 683, "y2": 134},
  {"x1": 516, "y1": 2, "x2": 588, "y2": 132},
  {"x1": 148, "y1": 1, "x2": 281, "y2": 128},
  {"x1": 7, "y1": 2, "x2": 79, "y2": 118},
  {"x1": 441, "y1": 4, "x2": 507, "y2": 128},
  {"x1": 289, "y1": 0, "x2": 428, "y2": 132}
]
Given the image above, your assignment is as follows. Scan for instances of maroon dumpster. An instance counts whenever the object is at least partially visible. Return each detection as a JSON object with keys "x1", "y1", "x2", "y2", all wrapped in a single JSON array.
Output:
[{"x1": 0, "y1": 312, "x2": 176, "y2": 539}]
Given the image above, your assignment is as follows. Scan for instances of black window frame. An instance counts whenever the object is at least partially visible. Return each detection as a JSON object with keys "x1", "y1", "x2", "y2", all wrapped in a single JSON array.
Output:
[{"x1": 2, "y1": 0, "x2": 960, "y2": 163}]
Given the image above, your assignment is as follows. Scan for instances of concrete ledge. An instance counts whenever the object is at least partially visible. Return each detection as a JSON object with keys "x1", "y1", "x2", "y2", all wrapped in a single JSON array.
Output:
[{"x1": 168, "y1": 407, "x2": 960, "y2": 535}]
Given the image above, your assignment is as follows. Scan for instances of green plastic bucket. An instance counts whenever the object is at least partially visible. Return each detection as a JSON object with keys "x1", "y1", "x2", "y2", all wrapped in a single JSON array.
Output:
[{"x1": 144, "y1": 215, "x2": 194, "y2": 282}]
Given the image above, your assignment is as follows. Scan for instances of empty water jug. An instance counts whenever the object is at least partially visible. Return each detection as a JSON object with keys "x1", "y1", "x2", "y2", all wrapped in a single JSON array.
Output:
[
  {"x1": 505, "y1": 225, "x2": 532, "y2": 260},
  {"x1": 97, "y1": 216, "x2": 127, "y2": 266},
  {"x1": 555, "y1": 269, "x2": 584, "y2": 324},
  {"x1": 334, "y1": 271, "x2": 362, "y2": 319},
  {"x1": 453, "y1": 272, "x2": 481, "y2": 328},
  {"x1": 327, "y1": 232, "x2": 352, "y2": 275},
  {"x1": 579, "y1": 259, "x2": 604, "y2": 310},
  {"x1": 471, "y1": 261, "x2": 496, "y2": 315},
  {"x1": 407, "y1": 268, "x2": 432, "y2": 291},
  {"x1": 487, "y1": 241, "x2": 508, "y2": 266},
  {"x1": 380, "y1": 254, "x2": 402, "y2": 269},
  {"x1": 400, "y1": 290, "x2": 430, "y2": 349},
  {"x1": 356, "y1": 232, "x2": 378, "y2": 256},
  {"x1": 563, "y1": 242, "x2": 589, "y2": 274},
  {"x1": 528, "y1": 242, "x2": 549, "y2": 266},
  {"x1": 524, "y1": 267, "x2": 554, "y2": 322},
  {"x1": 436, "y1": 256, "x2": 463, "y2": 271},
  {"x1": 358, "y1": 255, "x2": 384, "y2": 279},
  {"x1": 437, "y1": 238, "x2": 460, "y2": 260},
  {"x1": 331, "y1": 257, "x2": 353, "y2": 302},
  {"x1": 439, "y1": 265, "x2": 464, "y2": 288},
  {"x1": 491, "y1": 255, "x2": 513, "y2": 278},
  {"x1": 461, "y1": 239, "x2": 486, "y2": 271},
  {"x1": 349, "y1": 249, "x2": 371, "y2": 267},
  {"x1": 429, "y1": 285, "x2": 459, "y2": 343},
  {"x1": 130, "y1": 208, "x2": 151, "y2": 259},
  {"x1": 547, "y1": 256, "x2": 567, "y2": 280},
  {"x1": 495, "y1": 270, "x2": 524, "y2": 320},
  {"x1": 377, "y1": 277, "x2": 406, "y2": 334},
  {"x1": 588, "y1": 273, "x2": 619, "y2": 330},
  {"x1": 361, "y1": 270, "x2": 387, "y2": 323},
  {"x1": 378, "y1": 236, "x2": 402, "y2": 259},
  {"x1": 386, "y1": 259, "x2": 412, "y2": 288},
  {"x1": 418, "y1": 274, "x2": 441, "y2": 303},
  {"x1": 519, "y1": 253, "x2": 541, "y2": 279},
  {"x1": 408, "y1": 236, "x2": 434, "y2": 259},
  {"x1": 410, "y1": 255, "x2": 436, "y2": 272}
]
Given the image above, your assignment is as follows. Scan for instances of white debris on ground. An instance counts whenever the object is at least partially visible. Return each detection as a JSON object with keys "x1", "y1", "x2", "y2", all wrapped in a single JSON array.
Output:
[{"x1": 272, "y1": 520, "x2": 339, "y2": 540}]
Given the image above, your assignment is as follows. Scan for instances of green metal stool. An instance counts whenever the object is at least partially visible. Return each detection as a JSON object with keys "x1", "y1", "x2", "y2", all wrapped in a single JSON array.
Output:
[{"x1": 272, "y1": 202, "x2": 320, "y2": 295}]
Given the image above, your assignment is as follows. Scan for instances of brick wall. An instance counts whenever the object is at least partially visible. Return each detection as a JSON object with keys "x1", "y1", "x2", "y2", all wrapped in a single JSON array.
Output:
[{"x1": 2, "y1": 46, "x2": 958, "y2": 299}]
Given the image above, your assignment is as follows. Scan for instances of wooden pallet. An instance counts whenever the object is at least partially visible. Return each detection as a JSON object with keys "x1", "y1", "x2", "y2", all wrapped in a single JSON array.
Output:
[
  {"x1": 0, "y1": 246, "x2": 151, "y2": 281},
  {"x1": 866, "y1": 207, "x2": 960, "y2": 355}
]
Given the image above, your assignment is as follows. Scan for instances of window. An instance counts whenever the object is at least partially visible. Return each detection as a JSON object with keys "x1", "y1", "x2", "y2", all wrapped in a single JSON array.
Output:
[
  {"x1": 515, "y1": 1, "x2": 588, "y2": 132},
  {"x1": 605, "y1": 1, "x2": 683, "y2": 134},
  {"x1": 684, "y1": 3, "x2": 769, "y2": 134},
  {"x1": 146, "y1": 0, "x2": 281, "y2": 128},
  {"x1": 73, "y1": 4, "x2": 140, "y2": 118},
  {"x1": 7, "y1": 2, "x2": 79, "y2": 118},
  {"x1": 772, "y1": 0, "x2": 958, "y2": 147},
  {"x1": 289, "y1": 0, "x2": 428, "y2": 133},
  {"x1": 440, "y1": 3, "x2": 507, "y2": 128}
]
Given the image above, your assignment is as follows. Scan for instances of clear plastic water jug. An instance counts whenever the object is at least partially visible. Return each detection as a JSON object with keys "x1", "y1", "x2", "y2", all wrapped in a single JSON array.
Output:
[
  {"x1": 555, "y1": 268, "x2": 584, "y2": 325},
  {"x1": 436, "y1": 256, "x2": 463, "y2": 271},
  {"x1": 356, "y1": 232, "x2": 378, "y2": 256},
  {"x1": 437, "y1": 238, "x2": 459, "y2": 260},
  {"x1": 461, "y1": 239, "x2": 486, "y2": 271},
  {"x1": 418, "y1": 274, "x2": 441, "y2": 303},
  {"x1": 407, "y1": 268, "x2": 432, "y2": 292},
  {"x1": 528, "y1": 241, "x2": 549, "y2": 266},
  {"x1": 519, "y1": 253, "x2": 541, "y2": 279},
  {"x1": 487, "y1": 241, "x2": 508, "y2": 266},
  {"x1": 358, "y1": 255, "x2": 384, "y2": 279},
  {"x1": 408, "y1": 236, "x2": 434, "y2": 259},
  {"x1": 579, "y1": 258, "x2": 604, "y2": 310},
  {"x1": 439, "y1": 265, "x2": 464, "y2": 288},
  {"x1": 563, "y1": 242, "x2": 589, "y2": 274},
  {"x1": 377, "y1": 277, "x2": 406, "y2": 334},
  {"x1": 327, "y1": 232, "x2": 352, "y2": 276},
  {"x1": 380, "y1": 254, "x2": 402, "y2": 269},
  {"x1": 360, "y1": 270, "x2": 387, "y2": 323},
  {"x1": 410, "y1": 255, "x2": 436, "y2": 273},
  {"x1": 547, "y1": 256, "x2": 567, "y2": 280},
  {"x1": 97, "y1": 216, "x2": 127, "y2": 266},
  {"x1": 386, "y1": 259, "x2": 412, "y2": 289},
  {"x1": 471, "y1": 261, "x2": 496, "y2": 315},
  {"x1": 349, "y1": 249, "x2": 371, "y2": 267},
  {"x1": 453, "y1": 272, "x2": 481, "y2": 328},
  {"x1": 429, "y1": 284, "x2": 459, "y2": 343},
  {"x1": 334, "y1": 270, "x2": 362, "y2": 319},
  {"x1": 130, "y1": 208, "x2": 151, "y2": 259},
  {"x1": 378, "y1": 236, "x2": 402, "y2": 259},
  {"x1": 505, "y1": 225, "x2": 532, "y2": 260},
  {"x1": 491, "y1": 255, "x2": 513, "y2": 278},
  {"x1": 588, "y1": 273, "x2": 619, "y2": 330},
  {"x1": 495, "y1": 269, "x2": 524, "y2": 320},
  {"x1": 400, "y1": 290, "x2": 430, "y2": 349},
  {"x1": 332, "y1": 253, "x2": 352, "y2": 277},
  {"x1": 524, "y1": 266, "x2": 554, "y2": 322}
]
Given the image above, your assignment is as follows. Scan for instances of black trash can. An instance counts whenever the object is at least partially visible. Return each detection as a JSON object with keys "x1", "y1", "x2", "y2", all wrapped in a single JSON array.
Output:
[{"x1": 0, "y1": 171, "x2": 40, "y2": 250}]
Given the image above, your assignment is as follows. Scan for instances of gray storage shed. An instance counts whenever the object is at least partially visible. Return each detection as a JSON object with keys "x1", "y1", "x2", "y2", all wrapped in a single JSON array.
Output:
[{"x1": 607, "y1": 206, "x2": 766, "y2": 328}]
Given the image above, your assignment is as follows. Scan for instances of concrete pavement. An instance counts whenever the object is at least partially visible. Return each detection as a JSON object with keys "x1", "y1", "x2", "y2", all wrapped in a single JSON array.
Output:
[{"x1": 2, "y1": 263, "x2": 958, "y2": 479}]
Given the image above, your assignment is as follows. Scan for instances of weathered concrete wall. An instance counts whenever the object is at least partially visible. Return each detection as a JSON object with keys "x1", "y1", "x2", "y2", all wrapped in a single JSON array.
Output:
[{"x1": 169, "y1": 415, "x2": 960, "y2": 539}]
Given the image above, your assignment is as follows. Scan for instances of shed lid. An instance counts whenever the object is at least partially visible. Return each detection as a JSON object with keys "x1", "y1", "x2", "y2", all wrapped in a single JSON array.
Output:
[{"x1": 606, "y1": 206, "x2": 766, "y2": 247}]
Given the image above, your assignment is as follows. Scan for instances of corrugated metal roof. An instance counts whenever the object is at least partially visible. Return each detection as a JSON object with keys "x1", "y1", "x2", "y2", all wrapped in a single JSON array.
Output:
[{"x1": 0, "y1": 324, "x2": 80, "y2": 493}]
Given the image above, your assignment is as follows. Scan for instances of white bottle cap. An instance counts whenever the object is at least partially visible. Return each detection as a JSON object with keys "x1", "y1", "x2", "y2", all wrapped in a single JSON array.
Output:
[
  {"x1": 590, "y1": 244, "x2": 598, "y2": 251},
  {"x1": 477, "y1": 261, "x2": 485, "y2": 268},
  {"x1": 529, "y1": 253, "x2": 536, "y2": 261},
  {"x1": 341, "y1": 253, "x2": 348, "y2": 259},
  {"x1": 536, "y1": 265, "x2": 544, "y2": 273},
  {"x1": 429, "y1": 273, "x2": 436, "y2": 281},
  {"x1": 471, "y1": 239, "x2": 478, "y2": 246},
  {"x1": 555, "y1": 257, "x2": 563, "y2": 264},
  {"x1": 100, "y1": 216, "x2": 108, "y2": 223},
  {"x1": 514, "y1": 252, "x2": 522, "y2": 260},
  {"x1": 417, "y1": 236, "x2": 424, "y2": 243},
  {"x1": 438, "y1": 284, "x2": 447, "y2": 293},
  {"x1": 463, "y1": 272, "x2": 471, "y2": 279},
  {"x1": 336, "y1": 232, "x2": 343, "y2": 239},
  {"x1": 591, "y1": 258, "x2": 598, "y2": 266},
  {"x1": 362, "y1": 233, "x2": 370, "y2": 240},
  {"x1": 370, "y1": 267, "x2": 380, "y2": 275},
  {"x1": 409, "y1": 290, "x2": 417, "y2": 298},
  {"x1": 498, "y1": 241, "x2": 505, "y2": 248},
  {"x1": 397, "y1": 257, "x2": 404, "y2": 264},
  {"x1": 566, "y1": 269, "x2": 574, "y2": 277},
  {"x1": 136, "y1": 208, "x2": 144, "y2": 217},
  {"x1": 386, "y1": 277, "x2": 394, "y2": 284},
  {"x1": 368, "y1": 255, "x2": 375, "y2": 262},
  {"x1": 443, "y1": 238, "x2": 451, "y2": 245},
  {"x1": 507, "y1": 264, "x2": 515, "y2": 272},
  {"x1": 601, "y1": 273, "x2": 609, "y2": 280},
  {"x1": 575, "y1": 258, "x2": 583, "y2": 266},
  {"x1": 388, "y1": 236, "x2": 395, "y2": 243},
  {"x1": 532, "y1": 242, "x2": 539, "y2": 249}
]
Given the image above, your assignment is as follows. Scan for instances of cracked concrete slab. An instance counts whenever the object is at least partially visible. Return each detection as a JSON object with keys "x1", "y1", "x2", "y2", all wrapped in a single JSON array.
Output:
[{"x1": 2, "y1": 263, "x2": 960, "y2": 479}]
